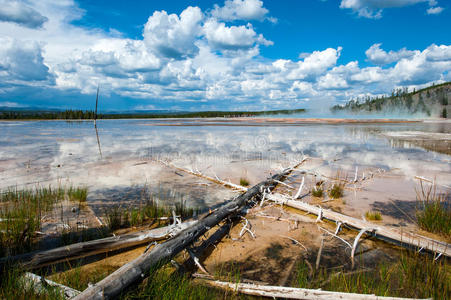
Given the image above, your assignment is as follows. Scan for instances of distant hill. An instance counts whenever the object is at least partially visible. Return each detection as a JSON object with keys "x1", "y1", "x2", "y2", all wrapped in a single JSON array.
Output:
[{"x1": 331, "y1": 82, "x2": 450, "y2": 118}]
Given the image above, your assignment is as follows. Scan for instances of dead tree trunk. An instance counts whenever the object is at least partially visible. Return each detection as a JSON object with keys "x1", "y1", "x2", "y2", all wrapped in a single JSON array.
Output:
[
  {"x1": 1, "y1": 221, "x2": 196, "y2": 270},
  {"x1": 73, "y1": 168, "x2": 293, "y2": 300}
]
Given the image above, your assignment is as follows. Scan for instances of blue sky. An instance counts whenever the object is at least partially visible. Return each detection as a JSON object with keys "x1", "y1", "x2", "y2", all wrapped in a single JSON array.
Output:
[{"x1": 0, "y1": 0, "x2": 450, "y2": 111}]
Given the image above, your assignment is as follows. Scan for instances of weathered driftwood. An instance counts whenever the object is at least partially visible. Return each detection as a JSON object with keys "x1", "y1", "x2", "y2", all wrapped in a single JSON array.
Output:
[
  {"x1": 178, "y1": 221, "x2": 233, "y2": 275},
  {"x1": 267, "y1": 193, "x2": 451, "y2": 257},
  {"x1": 23, "y1": 272, "x2": 81, "y2": 299},
  {"x1": 202, "y1": 280, "x2": 432, "y2": 300},
  {"x1": 72, "y1": 168, "x2": 295, "y2": 300},
  {"x1": 2, "y1": 221, "x2": 196, "y2": 269},
  {"x1": 157, "y1": 159, "x2": 248, "y2": 191}
]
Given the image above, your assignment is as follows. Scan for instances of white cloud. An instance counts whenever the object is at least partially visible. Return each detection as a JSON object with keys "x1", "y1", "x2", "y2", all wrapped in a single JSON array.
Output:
[
  {"x1": 0, "y1": 37, "x2": 51, "y2": 82},
  {"x1": 203, "y1": 19, "x2": 272, "y2": 50},
  {"x1": 287, "y1": 47, "x2": 342, "y2": 80},
  {"x1": 211, "y1": 0, "x2": 270, "y2": 21},
  {"x1": 340, "y1": 0, "x2": 438, "y2": 19},
  {"x1": 0, "y1": 0, "x2": 449, "y2": 110},
  {"x1": 427, "y1": 6, "x2": 444, "y2": 14},
  {"x1": 143, "y1": 6, "x2": 203, "y2": 59},
  {"x1": 0, "y1": 0, "x2": 48, "y2": 28},
  {"x1": 366, "y1": 43, "x2": 416, "y2": 65}
]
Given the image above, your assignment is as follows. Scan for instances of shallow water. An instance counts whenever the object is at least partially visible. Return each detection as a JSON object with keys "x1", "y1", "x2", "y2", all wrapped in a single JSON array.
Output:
[{"x1": 0, "y1": 119, "x2": 450, "y2": 207}]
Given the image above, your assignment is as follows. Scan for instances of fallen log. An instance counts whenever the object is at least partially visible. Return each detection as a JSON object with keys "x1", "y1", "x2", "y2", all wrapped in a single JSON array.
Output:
[
  {"x1": 201, "y1": 280, "x2": 432, "y2": 300},
  {"x1": 73, "y1": 167, "x2": 295, "y2": 300},
  {"x1": 1, "y1": 221, "x2": 196, "y2": 270},
  {"x1": 23, "y1": 272, "x2": 81, "y2": 299},
  {"x1": 266, "y1": 193, "x2": 451, "y2": 258}
]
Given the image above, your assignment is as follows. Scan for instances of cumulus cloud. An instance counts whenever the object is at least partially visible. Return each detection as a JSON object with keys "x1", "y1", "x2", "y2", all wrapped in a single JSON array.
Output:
[
  {"x1": 287, "y1": 47, "x2": 342, "y2": 80},
  {"x1": 0, "y1": 37, "x2": 51, "y2": 82},
  {"x1": 203, "y1": 19, "x2": 272, "y2": 50},
  {"x1": 365, "y1": 43, "x2": 416, "y2": 65},
  {"x1": 340, "y1": 0, "x2": 438, "y2": 19},
  {"x1": 211, "y1": 0, "x2": 271, "y2": 21},
  {"x1": 0, "y1": 0, "x2": 48, "y2": 29},
  {"x1": 0, "y1": 0, "x2": 450, "y2": 110},
  {"x1": 143, "y1": 6, "x2": 203, "y2": 59}
]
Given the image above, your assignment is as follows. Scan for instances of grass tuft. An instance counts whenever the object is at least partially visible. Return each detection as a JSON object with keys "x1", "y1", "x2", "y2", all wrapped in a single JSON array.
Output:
[
  {"x1": 293, "y1": 251, "x2": 449, "y2": 299},
  {"x1": 0, "y1": 185, "x2": 85, "y2": 257},
  {"x1": 104, "y1": 187, "x2": 200, "y2": 231},
  {"x1": 311, "y1": 186, "x2": 323, "y2": 198},
  {"x1": 239, "y1": 178, "x2": 250, "y2": 187},
  {"x1": 415, "y1": 183, "x2": 450, "y2": 238},
  {"x1": 365, "y1": 211, "x2": 382, "y2": 221},
  {"x1": 328, "y1": 183, "x2": 344, "y2": 199}
]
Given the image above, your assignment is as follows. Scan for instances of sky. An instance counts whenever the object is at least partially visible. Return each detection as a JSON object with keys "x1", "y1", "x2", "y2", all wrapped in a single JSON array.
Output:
[{"x1": 0, "y1": 0, "x2": 450, "y2": 111}]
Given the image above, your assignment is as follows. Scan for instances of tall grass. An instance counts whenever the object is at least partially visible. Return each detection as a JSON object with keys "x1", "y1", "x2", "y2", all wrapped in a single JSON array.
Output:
[
  {"x1": 67, "y1": 186, "x2": 88, "y2": 202},
  {"x1": 0, "y1": 265, "x2": 65, "y2": 300},
  {"x1": 328, "y1": 183, "x2": 344, "y2": 199},
  {"x1": 415, "y1": 182, "x2": 451, "y2": 238},
  {"x1": 105, "y1": 192, "x2": 200, "y2": 231},
  {"x1": 294, "y1": 251, "x2": 449, "y2": 299},
  {"x1": 0, "y1": 185, "x2": 89, "y2": 257},
  {"x1": 123, "y1": 266, "x2": 249, "y2": 300}
]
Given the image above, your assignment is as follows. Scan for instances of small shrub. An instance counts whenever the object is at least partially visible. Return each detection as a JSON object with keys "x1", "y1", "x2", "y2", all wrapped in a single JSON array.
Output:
[
  {"x1": 365, "y1": 211, "x2": 382, "y2": 221},
  {"x1": 239, "y1": 178, "x2": 250, "y2": 187},
  {"x1": 328, "y1": 183, "x2": 344, "y2": 199},
  {"x1": 311, "y1": 186, "x2": 323, "y2": 197}
]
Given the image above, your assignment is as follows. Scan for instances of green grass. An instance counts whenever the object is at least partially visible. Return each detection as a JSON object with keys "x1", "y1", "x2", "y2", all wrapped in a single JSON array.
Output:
[
  {"x1": 0, "y1": 265, "x2": 66, "y2": 300},
  {"x1": 416, "y1": 193, "x2": 451, "y2": 238},
  {"x1": 239, "y1": 178, "x2": 250, "y2": 187},
  {"x1": 365, "y1": 211, "x2": 382, "y2": 221},
  {"x1": 67, "y1": 186, "x2": 88, "y2": 202},
  {"x1": 105, "y1": 191, "x2": 200, "y2": 231},
  {"x1": 51, "y1": 264, "x2": 117, "y2": 291},
  {"x1": 311, "y1": 186, "x2": 324, "y2": 198},
  {"x1": 0, "y1": 185, "x2": 91, "y2": 257},
  {"x1": 293, "y1": 252, "x2": 450, "y2": 299},
  {"x1": 328, "y1": 183, "x2": 344, "y2": 199},
  {"x1": 0, "y1": 186, "x2": 64, "y2": 257},
  {"x1": 122, "y1": 265, "x2": 253, "y2": 300},
  {"x1": 415, "y1": 182, "x2": 451, "y2": 238}
]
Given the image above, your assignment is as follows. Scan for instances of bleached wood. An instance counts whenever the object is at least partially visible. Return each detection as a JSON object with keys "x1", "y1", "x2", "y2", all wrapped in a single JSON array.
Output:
[
  {"x1": 23, "y1": 272, "x2": 81, "y2": 299},
  {"x1": 266, "y1": 194, "x2": 450, "y2": 257},
  {"x1": 293, "y1": 176, "x2": 304, "y2": 199},
  {"x1": 202, "y1": 280, "x2": 431, "y2": 300},
  {"x1": 2, "y1": 221, "x2": 196, "y2": 269},
  {"x1": 73, "y1": 167, "x2": 298, "y2": 300},
  {"x1": 351, "y1": 228, "x2": 374, "y2": 268}
]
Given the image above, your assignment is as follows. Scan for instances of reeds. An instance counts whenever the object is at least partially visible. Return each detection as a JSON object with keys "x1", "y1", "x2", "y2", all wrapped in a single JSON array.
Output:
[
  {"x1": 328, "y1": 183, "x2": 344, "y2": 199},
  {"x1": 365, "y1": 211, "x2": 382, "y2": 221},
  {"x1": 294, "y1": 251, "x2": 449, "y2": 299},
  {"x1": 328, "y1": 171, "x2": 346, "y2": 199},
  {"x1": 311, "y1": 186, "x2": 324, "y2": 197},
  {"x1": 104, "y1": 190, "x2": 200, "y2": 231},
  {"x1": 0, "y1": 265, "x2": 65, "y2": 300},
  {"x1": 0, "y1": 185, "x2": 89, "y2": 257},
  {"x1": 415, "y1": 182, "x2": 451, "y2": 238}
]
